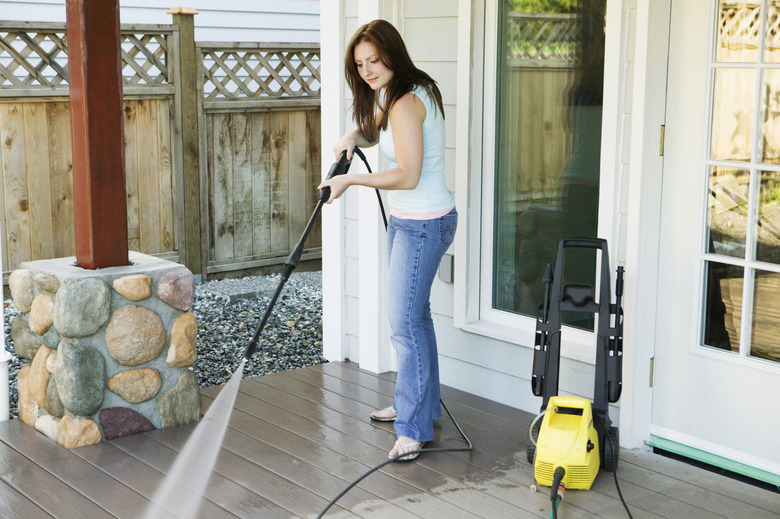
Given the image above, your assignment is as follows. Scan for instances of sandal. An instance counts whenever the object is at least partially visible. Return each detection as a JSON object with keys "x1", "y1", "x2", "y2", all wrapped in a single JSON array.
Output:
[
  {"x1": 389, "y1": 438, "x2": 425, "y2": 462},
  {"x1": 370, "y1": 406, "x2": 397, "y2": 422}
]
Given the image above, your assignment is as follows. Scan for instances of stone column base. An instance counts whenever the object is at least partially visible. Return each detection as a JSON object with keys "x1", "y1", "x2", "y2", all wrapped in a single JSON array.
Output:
[{"x1": 9, "y1": 252, "x2": 200, "y2": 448}]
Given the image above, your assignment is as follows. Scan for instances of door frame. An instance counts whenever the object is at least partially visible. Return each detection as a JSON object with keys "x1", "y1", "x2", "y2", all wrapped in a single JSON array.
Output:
[{"x1": 612, "y1": 0, "x2": 673, "y2": 450}]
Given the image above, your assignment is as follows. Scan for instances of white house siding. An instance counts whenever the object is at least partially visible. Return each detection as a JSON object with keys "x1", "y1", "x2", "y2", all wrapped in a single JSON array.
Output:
[
  {"x1": 0, "y1": 0, "x2": 320, "y2": 42},
  {"x1": 321, "y1": 0, "x2": 458, "y2": 372}
]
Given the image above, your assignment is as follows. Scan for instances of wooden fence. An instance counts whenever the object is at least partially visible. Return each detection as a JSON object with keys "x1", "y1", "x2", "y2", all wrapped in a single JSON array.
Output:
[
  {"x1": 197, "y1": 42, "x2": 321, "y2": 276},
  {"x1": 0, "y1": 22, "x2": 181, "y2": 277},
  {"x1": 0, "y1": 17, "x2": 321, "y2": 280},
  {"x1": 0, "y1": 98, "x2": 177, "y2": 270}
]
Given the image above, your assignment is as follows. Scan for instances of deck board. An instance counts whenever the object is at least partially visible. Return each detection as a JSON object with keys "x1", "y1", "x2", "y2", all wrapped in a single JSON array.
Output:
[
  {"x1": 1, "y1": 361, "x2": 777, "y2": 519},
  {"x1": 0, "y1": 433, "x2": 114, "y2": 519},
  {"x1": 235, "y1": 377, "x2": 537, "y2": 519},
  {"x1": 0, "y1": 477, "x2": 51, "y2": 518}
]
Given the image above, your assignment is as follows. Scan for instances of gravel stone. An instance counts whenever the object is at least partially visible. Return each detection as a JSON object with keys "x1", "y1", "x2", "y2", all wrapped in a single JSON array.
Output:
[{"x1": 3, "y1": 271, "x2": 325, "y2": 421}]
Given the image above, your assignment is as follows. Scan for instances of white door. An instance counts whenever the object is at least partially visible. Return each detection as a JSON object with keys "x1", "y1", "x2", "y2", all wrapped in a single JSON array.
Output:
[{"x1": 653, "y1": 0, "x2": 780, "y2": 478}]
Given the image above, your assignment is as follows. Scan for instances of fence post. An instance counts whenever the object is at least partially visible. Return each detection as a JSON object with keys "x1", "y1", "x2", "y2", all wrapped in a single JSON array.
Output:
[{"x1": 168, "y1": 7, "x2": 202, "y2": 276}]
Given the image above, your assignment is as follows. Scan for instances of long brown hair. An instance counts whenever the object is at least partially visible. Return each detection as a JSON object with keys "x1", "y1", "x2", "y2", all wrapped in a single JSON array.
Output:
[{"x1": 345, "y1": 19, "x2": 444, "y2": 143}]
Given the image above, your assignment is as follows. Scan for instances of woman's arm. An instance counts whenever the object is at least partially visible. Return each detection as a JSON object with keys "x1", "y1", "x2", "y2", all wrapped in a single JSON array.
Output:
[
  {"x1": 333, "y1": 127, "x2": 377, "y2": 160},
  {"x1": 320, "y1": 92, "x2": 426, "y2": 203}
]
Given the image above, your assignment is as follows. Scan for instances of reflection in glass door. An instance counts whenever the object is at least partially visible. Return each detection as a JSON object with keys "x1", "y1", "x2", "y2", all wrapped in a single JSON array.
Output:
[
  {"x1": 702, "y1": 1, "x2": 780, "y2": 365},
  {"x1": 492, "y1": 1, "x2": 606, "y2": 328}
]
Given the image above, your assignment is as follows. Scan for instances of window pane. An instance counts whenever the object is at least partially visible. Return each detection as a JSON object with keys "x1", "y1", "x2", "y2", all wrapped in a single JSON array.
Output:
[
  {"x1": 703, "y1": 261, "x2": 743, "y2": 353},
  {"x1": 493, "y1": 1, "x2": 605, "y2": 323},
  {"x1": 717, "y1": 1, "x2": 761, "y2": 63},
  {"x1": 755, "y1": 170, "x2": 780, "y2": 263},
  {"x1": 760, "y1": 69, "x2": 780, "y2": 164},
  {"x1": 707, "y1": 166, "x2": 749, "y2": 257},
  {"x1": 750, "y1": 269, "x2": 780, "y2": 363},
  {"x1": 711, "y1": 68, "x2": 755, "y2": 161},
  {"x1": 764, "y1": 2, "x2": 780, "y2": 63}
]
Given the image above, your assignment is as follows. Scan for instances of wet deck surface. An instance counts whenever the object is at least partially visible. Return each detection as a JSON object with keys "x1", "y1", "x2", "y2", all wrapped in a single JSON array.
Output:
[{"x1": 1, "y1": 361, "x2": 778, "y2": 518}]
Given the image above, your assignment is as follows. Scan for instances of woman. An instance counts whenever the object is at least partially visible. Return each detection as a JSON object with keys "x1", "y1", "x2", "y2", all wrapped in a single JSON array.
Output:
[{"x1": 318, "y1": 19, "x2": 457, "y2": 462}]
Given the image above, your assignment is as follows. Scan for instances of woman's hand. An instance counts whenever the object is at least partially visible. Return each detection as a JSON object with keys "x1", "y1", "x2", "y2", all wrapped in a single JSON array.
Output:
[
  {"x1": 318, "y1": 174, "x2": 352, "y2": 204},
  {"x1": 333, "y1": 132, "x2": 358, "y2": 160}
]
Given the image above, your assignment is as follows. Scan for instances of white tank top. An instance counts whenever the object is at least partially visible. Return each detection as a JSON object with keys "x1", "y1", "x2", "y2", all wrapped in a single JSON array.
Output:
[{"x1": 378, "y1": 85, "x2": 455, "y2": 215}]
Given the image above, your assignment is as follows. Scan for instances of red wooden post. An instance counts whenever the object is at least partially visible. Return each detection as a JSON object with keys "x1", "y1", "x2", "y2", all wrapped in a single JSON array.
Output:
[{"x1": 66, "y1": 0, "x2": 129, "y2": 269}]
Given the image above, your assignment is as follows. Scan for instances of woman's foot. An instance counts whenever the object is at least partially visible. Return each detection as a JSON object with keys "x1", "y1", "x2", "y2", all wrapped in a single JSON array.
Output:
[
  {"x1": 370, "y1": 406, "x2": 397, "y2": 422},
  {"x1": 389, "y1": 436, "x2": 425, "y2": 461}
]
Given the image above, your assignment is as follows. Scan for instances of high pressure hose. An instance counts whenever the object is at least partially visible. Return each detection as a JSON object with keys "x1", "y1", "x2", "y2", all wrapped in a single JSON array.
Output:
[
  {"x1": 316, "y1": 399, "x2": 472, "y2": 518},
  {"x1": 594, "y1": 413, "x2": 634, "y2": 519},
  {"x1": 528, "y1": 406, "x2": 556, "y2": 446}
]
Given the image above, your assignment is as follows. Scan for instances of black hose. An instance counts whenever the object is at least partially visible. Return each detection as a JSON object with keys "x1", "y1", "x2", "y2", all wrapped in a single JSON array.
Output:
[
  {"x1": 316, "y1": 398, "x2": 473, "y2": 518},
  {"x1": 351, "y1": 147, "x2": 388, "y2": 229},
  {"x1": 594, "y1": 414, "x2": 634, "y2": 519}
]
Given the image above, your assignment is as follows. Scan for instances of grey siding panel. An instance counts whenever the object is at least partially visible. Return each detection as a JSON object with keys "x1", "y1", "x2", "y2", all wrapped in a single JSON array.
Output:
[{"x1": 0, "y1": 0, "x2": 320, "y2": 42}]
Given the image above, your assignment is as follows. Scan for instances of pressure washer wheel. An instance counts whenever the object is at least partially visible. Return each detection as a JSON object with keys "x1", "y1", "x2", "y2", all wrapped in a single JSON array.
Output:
[{"x1": 602, "y1": 426, "x2": 620, "y2": 472}]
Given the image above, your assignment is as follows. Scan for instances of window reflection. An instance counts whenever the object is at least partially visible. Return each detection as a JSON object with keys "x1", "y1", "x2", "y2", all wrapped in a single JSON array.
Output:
[
  {"x1": 711, "y1": 68, "x2": 755, "y2": 161},
  {"x1": 701, "y1": 1, "x2": 780, "y2": 364},
  {"x1": 703, "y1": 261, "x2": 743, "y2": 353},
  {"x1": 493, "y1": 0, "x2": 605, "y2": 327},
  {"x1": 764, "y1": 2, "x2": 779, "y2": 63},
  {"x1": 750, "y1": 269, "x2": 780, "y2": 363},
  {"x1": 755, "y1": 170, "x2": 780, "y2": 263},
  {"x1": 717, "y1": 1, "x2": 760, "y2": 63},
  {"x1": 707, "y1": 166, "x2": 749, "y2": 258},
  {"x1": 760, "y1": 69, "x2": 780, "y2": 164}
]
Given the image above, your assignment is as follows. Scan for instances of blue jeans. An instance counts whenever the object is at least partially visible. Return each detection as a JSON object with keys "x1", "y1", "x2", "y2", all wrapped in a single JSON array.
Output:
[{"x1": 387, "y1": 207, "x2": 457, "y2": 442}]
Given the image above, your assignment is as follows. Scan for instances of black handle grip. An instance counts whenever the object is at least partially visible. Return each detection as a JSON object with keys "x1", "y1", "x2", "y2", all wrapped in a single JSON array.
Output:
[
  {"x1": 319, "y1": 150, "x2": 352, "y2": 202},
  {"x1": 559, "y1": 237, "x2": 607, "y2": 250},
  {"x1": 542, "y1": 263, "x2": 553, "y2": 284}
]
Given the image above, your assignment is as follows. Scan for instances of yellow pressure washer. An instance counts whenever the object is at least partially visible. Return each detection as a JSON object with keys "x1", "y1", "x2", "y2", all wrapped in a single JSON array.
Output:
[
  {"x1": 527, "y1": 238, "x2": 625, "y2": 516},
  {"x1": 533, "y1": 395, "x2": 600, "y2": 490}
]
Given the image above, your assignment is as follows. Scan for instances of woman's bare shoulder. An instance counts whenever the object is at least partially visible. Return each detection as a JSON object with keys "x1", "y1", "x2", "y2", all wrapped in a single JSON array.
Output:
[{"x1": 390, "y1": 91, "x2": 426, "y2": 120}]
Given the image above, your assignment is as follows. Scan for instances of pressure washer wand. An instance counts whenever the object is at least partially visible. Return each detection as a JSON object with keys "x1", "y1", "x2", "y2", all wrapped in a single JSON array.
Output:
[{"x1": 243, "y1": 150, "x2": 353, "y2": 361}]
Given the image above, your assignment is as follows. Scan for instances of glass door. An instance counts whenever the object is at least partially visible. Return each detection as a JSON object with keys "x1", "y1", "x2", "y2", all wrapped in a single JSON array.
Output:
[{"x1": 704, "y1": 0, "x2": 780, "y2": 365}]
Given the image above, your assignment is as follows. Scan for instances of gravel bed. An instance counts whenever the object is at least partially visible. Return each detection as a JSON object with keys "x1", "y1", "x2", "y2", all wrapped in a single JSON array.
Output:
[{"x1": 2, "y1": 271, "x2": 324, "y2": 421}]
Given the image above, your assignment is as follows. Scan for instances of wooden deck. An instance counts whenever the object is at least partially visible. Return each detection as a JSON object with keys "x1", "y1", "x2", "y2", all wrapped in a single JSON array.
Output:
[{"x1": 1, "y1": 361, "x2": 778, "y2": 518}]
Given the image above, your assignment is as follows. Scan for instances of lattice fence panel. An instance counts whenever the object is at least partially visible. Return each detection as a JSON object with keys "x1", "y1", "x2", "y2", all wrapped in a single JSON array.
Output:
[
  {"x1": 718, "y1": 3, "x2": 762, "y2": 52},
  {"x1": 201, "y1": 45, "x2": 321, "y2": 99},
  {"x1": 507, "y1": 13, "x2": 579, "y2": 65},
  {"x1": 715, "y1": 3, "x2": 780, "y2": 60},
  {"x1": 0, "y1": 24, "x2": 172, "y2": 89},
  {"x1": 0, "y1": 28, "x2": 69, "y2": 87},
  {"x1": 769, "y1": 5, "x2": 780, "y2": 53},
  {"x1": 121, "y1": 32, "x2": 170, "y2": 86}
]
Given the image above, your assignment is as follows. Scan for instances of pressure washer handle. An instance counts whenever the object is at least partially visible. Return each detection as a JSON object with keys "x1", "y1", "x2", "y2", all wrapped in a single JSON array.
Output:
[
  {"x1": 542, "y1": 263, "x2": 553, "y2": 322},
  {"x1": 319, "y1": 149, "x2": 352, "y2": 202}
]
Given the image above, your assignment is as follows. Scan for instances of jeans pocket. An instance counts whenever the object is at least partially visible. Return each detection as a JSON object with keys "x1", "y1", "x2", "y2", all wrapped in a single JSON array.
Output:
[{"x1": 438, "y1": 212, "x2": 457, "y2": 246}]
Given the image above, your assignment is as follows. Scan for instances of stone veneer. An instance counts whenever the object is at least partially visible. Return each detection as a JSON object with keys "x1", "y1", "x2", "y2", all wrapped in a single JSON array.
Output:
[{"x1": 9, "y1": 252, "x2": 201, "y2": 449}]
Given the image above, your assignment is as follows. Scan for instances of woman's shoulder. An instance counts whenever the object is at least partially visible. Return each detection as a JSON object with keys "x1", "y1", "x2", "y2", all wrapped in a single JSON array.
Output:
[{"x1": 389, "y1": 90, "x2": 426, "y2": 120}]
